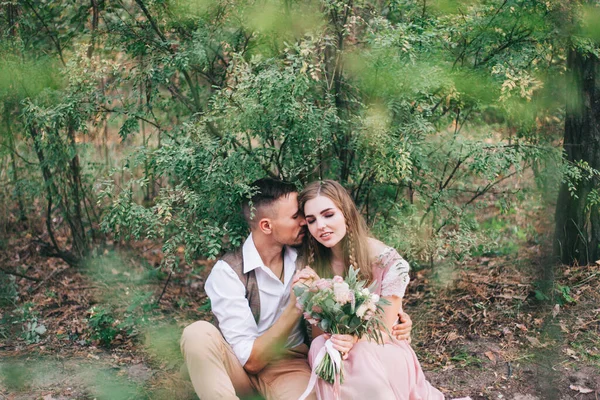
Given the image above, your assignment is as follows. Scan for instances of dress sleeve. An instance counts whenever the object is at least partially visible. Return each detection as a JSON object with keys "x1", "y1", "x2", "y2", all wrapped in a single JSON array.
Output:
[{"x1": 379, "y1": 248, "x2": 410, "y2": 298}]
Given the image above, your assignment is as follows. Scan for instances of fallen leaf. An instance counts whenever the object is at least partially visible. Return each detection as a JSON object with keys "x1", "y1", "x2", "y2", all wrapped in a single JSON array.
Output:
[
  {"x1": 526, "y1": 336, "x2": 542, "y2": 347},
  {"x1": 515, "y1": 323, "x2": 528, "y2": 332},
  {"x1": 570, "y1": 385, "x2": 593, "y2": 394},
  {"x1": 484, "y1": 351, "x2": 496, "y2": 361},
  {"x1": 447, "y1": 331, "x2": 460, "y2": 342},
  {"x1": 552, "y1": 304, "x2": 560, "y2": 318},
  {"x1": 565, "y1": 348, "x2": 579, "y2": 360},
  {"x1": 34, "y1": 324, "x2": 47, "y2": 335},
  {"x1": 559, "y1": 321, "x2": 569, "y2": 333},
  {"x1": 498, "y1": 294, "x2": 527, "y2": 300}
]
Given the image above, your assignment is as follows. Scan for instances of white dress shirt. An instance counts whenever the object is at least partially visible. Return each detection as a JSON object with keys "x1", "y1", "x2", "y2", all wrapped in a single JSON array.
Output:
[{"x1": 204, "y1": 234, "x2": 305, "y2": 366}]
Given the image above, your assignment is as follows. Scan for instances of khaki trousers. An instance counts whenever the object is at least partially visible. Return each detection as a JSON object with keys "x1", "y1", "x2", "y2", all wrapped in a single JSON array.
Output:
[{"x1": 181, "y1": 321, "x2": 315, "y2": 400}]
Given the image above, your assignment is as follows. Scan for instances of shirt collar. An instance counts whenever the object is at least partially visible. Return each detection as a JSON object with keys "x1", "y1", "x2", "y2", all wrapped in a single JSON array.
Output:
[{"x1": 242, "y1": 233, "x2": 298, "y2": 274}]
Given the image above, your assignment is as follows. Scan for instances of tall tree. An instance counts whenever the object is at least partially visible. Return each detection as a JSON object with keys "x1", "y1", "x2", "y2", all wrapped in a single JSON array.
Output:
[
  {"x1": 554, "y1": 48, "x2": 600, "y2": 264},
  {"x1": 553, "y1": 1, "x2": 600, "y2": 265}
]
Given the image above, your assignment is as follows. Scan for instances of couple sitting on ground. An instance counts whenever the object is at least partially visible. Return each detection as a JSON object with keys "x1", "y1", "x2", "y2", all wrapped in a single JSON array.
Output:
[{"x1": 181, "y1": 178, "x2": 444, "y2": 400}]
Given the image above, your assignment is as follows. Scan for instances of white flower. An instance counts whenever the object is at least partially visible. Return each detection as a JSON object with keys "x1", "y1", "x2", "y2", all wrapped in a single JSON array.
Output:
[
  {"x1": 356, "y1": 303, "x2": 368, "y2": 318},
  {"x1": 370, "y1": 293, "x2": 380, "y2": 303},
  {"x1": 333, "y1": 282, "x2": 352, "y2": 304},
  {"x1": 368, "y1": 301, "x2": 377, "y2": 312}
]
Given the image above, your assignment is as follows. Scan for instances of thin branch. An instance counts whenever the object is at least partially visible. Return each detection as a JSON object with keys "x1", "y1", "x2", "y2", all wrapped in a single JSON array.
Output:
[
  {"x1": 0, "y1": 265, "x2": 41, "y2": 282},
  {"x1": 156, "y1": 268, "x2": 173, "y2": 305},
  {"x1": 29, "y1": 266, "x2": 70, "y2": 293},
  {"x1": 0, "y1": 142, "x2": 38, "y2": 166},
  {"x1": 98, "y1": 106, "x2": 161, "y2": 129},
  {"x1": 435, "y1": 170, "x2": 522, "y2": 234},
  {"x1": 22, "y1": 0, "x2": 66, "y2": 66},
  {"x1": 464, "y1": 170, "x2": 520, "y2": 207},
  {"x1": 133, "y1": 0, "x2": 168, "y2": 43}
]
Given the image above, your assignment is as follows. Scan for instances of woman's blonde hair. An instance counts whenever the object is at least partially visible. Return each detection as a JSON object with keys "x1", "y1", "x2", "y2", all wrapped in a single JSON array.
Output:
[{"x1": 298, "y1": 180, "x2": 373, "y2": 283}]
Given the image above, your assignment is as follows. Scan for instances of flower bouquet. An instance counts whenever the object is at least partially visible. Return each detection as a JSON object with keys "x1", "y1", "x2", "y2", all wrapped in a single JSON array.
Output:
[{"x1": 294, "y1": 266, "x2": 389, "y2": 386}]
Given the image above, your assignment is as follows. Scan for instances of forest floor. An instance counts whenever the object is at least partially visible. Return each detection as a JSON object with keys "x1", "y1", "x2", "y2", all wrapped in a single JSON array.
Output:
[{"x1": 1, "y1": 205, "x2": 599, "y2": 400}]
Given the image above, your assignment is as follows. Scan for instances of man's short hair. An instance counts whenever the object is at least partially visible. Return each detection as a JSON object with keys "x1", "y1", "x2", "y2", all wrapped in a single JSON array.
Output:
[{"x1": 243, "y1": 178, "x2": 297, "y2": 227}]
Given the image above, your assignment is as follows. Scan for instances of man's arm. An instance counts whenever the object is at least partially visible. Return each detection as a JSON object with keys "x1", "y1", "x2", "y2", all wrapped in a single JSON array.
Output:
[
  {"x1": 207, "y1": 262, "x2": 303, "y2": 374},
  {"x1": 243, "y1": 297, "x2": 302, "y2": 374},
  {"x1": 205, "y1": 262, "x2": 260, "y2": 367}
]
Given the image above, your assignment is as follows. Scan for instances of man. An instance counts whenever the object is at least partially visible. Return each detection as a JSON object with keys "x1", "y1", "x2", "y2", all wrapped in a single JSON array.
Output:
[{"x1": 181, "y1": 178, "x2": 413, "y2": 399}]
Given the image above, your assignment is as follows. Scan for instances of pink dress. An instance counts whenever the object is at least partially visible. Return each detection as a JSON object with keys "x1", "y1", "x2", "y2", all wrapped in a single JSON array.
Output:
[{"x1": 308, "y1": 247, "x2": 444, "y2": 400}]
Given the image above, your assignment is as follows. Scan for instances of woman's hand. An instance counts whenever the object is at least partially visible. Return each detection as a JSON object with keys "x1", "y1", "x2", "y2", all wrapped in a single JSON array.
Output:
[
  {"x1": 292, "y1": 266, "x2": 320, "y2": 286},
  {"x1": 327, "y1": 333, "x2": 358, "y2": 360}
]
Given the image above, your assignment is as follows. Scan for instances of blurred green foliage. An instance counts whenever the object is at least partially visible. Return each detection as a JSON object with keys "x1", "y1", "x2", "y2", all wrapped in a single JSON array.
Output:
[
  {"x1": 0, "y1": 272, "x2": 18, "y2": 308},
  {"x1": 3, "y1": 0, "x2": 596, "y2": 268},
  {"x1": 1, "y1": 0, "x2": 599, "y2": 397},
  {"x1": 2, "y1": 0, "x2": 599, "y2": 275}
]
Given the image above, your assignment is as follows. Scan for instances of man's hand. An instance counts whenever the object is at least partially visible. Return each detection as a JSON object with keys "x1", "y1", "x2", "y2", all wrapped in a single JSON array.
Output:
[{"x1": 392, "y1": 311, "x2": 412, "y2": 342}]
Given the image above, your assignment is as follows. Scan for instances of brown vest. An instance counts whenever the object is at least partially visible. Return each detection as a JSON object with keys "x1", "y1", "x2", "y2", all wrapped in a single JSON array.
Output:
[
  {"x1": 214, "y1": 247, "x2": 311, "y2": 343},
  {"x1": 219, "y1": 249, "x2": 261, "y2": 325}
]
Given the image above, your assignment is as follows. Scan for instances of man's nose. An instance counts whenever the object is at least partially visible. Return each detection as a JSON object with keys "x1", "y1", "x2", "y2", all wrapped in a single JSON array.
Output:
[{"x1": 299, "y1": 218, "x2": 307, "y2": 227}]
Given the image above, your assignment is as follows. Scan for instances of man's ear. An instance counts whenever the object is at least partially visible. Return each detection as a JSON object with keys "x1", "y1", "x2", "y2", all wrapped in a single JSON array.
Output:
[{"x1": 258, "y1": 218, "x2": 272, "y2": 235}]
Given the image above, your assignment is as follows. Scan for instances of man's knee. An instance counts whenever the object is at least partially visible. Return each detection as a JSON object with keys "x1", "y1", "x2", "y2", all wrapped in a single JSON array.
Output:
[{"x1": 180, "y1": 320, "x2": 220, "y2": 355}]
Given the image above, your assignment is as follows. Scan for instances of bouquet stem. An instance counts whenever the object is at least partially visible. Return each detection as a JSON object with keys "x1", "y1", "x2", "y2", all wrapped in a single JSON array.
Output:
[{"x1": 315, "y1": 350, "x2": 344, "y2": 385}]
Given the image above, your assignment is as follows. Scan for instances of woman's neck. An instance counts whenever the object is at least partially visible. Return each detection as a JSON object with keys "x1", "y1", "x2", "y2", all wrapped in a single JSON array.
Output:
[{"x1": 330, "y1": 243, "x2": 345, "y2": 276}]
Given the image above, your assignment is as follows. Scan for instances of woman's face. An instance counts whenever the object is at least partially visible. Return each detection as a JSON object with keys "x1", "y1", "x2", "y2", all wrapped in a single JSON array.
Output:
[{"x1": 303, "y1": 195, "x2": 347, "y2": 249}]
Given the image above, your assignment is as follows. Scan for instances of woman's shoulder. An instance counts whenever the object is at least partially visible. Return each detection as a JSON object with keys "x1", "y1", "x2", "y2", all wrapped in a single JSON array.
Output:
[{"x1": 367, "y1": 237, "x2": 397, "y2": 263}]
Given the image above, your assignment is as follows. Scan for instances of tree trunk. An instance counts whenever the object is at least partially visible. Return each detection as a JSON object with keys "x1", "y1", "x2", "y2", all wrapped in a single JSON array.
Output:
[
  {"x1": 554, "y1": 49, "x2": 600, "y2": 265},
  {"x1": 4, "y1": 106, "x2": 26, "y2": 221},
  {"x1": 66, "y1": 122, "x2": 87, "y2": 258}
]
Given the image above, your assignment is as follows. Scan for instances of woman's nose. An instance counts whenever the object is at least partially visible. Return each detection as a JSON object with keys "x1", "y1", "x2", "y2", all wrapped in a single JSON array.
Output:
[{"x1": 316, "y1": 218, "x2": 325, "y2": 229}]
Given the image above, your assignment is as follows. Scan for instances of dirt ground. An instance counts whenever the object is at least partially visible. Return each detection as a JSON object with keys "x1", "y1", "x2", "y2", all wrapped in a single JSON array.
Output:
[{"x1": 1, "y1": 224, "x2": 599, "y2": 399}]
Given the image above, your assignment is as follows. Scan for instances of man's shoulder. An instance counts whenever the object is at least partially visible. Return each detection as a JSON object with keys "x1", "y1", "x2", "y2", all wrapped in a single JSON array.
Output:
[
  {"x1": 221, "y1": 248, "x2": 244, "y2": 270},
  {"x1": 206, "y1": 257, "x2": 242, "y2": 286}
]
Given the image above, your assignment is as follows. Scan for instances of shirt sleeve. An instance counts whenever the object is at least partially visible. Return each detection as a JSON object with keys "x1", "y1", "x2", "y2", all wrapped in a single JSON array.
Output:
[
  {"x1": 204, "y1": 261, "x2": 259, "y2": 366},
  {"x1": 380, "y1": 248, "x2": 410, "y2": 299}
]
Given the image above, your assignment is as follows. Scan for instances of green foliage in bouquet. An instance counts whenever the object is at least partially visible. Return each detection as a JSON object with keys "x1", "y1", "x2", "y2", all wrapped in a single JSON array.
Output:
[{"x1": 294, "y1": 266, "x2": 391, "y2": 384}]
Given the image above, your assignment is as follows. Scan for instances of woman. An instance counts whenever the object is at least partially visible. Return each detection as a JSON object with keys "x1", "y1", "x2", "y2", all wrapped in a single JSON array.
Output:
[{"x1": 296, "y1": 180, "x2": 444, "y2": 400}]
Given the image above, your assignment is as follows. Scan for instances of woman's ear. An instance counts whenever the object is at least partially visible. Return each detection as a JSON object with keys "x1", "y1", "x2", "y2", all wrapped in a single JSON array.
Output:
[{"x1": 258, "y1": 218, "x2": 272, "y2": 235}]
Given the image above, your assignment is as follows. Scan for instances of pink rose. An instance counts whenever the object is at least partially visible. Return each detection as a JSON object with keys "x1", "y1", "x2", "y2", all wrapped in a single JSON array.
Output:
[
  {"x1": 312, "y1": 305, "x2": 323, "y2": 313},
  {"x1": 332, "y1": 275, "x2": 344, "y2": 284},
  {"x1": 308, "y1": 318, "x2": 320, "y2": 326},
  {"x1": 315, "y1": 279, "x2": 333, "y2": 290},
  {"x1": 303, "y1": 312, "x2": 312, "y2": 320}
]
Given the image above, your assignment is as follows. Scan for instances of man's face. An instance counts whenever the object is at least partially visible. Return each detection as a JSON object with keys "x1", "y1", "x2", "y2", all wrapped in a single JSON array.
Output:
[{"x1": 270, "y1": 192, "x2": 306, "y2": 247}]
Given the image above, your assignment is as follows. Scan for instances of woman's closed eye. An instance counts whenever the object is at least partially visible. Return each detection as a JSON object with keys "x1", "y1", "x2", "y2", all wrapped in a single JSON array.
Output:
[{"x1": 306, "y1": 212, "x2": 335, "y2": 225}]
